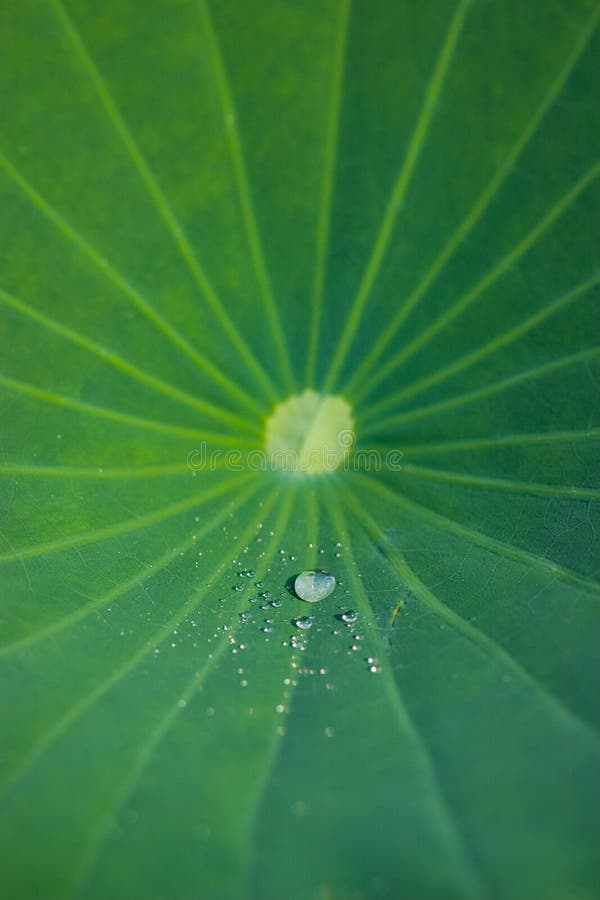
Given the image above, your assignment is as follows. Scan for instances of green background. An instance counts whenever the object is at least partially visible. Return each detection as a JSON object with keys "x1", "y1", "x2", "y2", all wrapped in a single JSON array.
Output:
[{"x1": 1, "y1": 1, "x2": 599, "y2": 898}]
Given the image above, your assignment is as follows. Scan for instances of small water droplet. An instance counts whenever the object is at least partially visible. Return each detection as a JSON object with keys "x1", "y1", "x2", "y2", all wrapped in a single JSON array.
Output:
[
  {"x1": 341, "y1": 609, "x2": 358, "y2": 624},
  {"x1": 270, "y1": 598, "x2": 283, "y2": 608},
  {"x1": 294, "y1": 616, "x2": 314, "y2": 631},
  {"x1": 234, "y1": 583, "x2": 245, "y2": 592}
]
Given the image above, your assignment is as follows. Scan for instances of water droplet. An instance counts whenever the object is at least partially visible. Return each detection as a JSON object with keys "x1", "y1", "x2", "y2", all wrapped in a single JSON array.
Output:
[
  {"x1": 262, "y1": 626, "x2": 273, "y2": 634},
  {"x1": 294, "y1": 615, "x2": 314, "y2": 631},
  {"x1": 270, "y1": 598, "x2": 283, "y2": 608},
  {"x1": 341, "y1": 609, "x2": 358, "y2": 624},
  {"x1": 234, "y1": 583, "x2": 245, "y2": 592},
  {"x1": 294, "y1": 570, "x2": 336, "y2": 603},
  {"x1": 290, "y1": 634, "x2": 307, "y2": 651}
]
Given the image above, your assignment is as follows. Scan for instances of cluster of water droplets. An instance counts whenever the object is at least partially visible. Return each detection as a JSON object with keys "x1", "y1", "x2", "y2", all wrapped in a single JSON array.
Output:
[
  {"x1": 156, "y1": 521, "x2": 396, "y2": 733},
  {"x1": 222, "y1": 543, "x2": 388, "y2": 678}
]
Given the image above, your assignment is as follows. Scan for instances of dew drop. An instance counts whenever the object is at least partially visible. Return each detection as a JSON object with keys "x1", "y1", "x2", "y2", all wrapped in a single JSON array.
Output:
[
  {"x1": 294, "y1": 615, "x2": 314, "y2": 631},
  {"x1": 341, "y1": 609, "x2": 358, "y2": 624},
  {"x1": 294, "y1": 570, "x2": 336, "y2": 603}
]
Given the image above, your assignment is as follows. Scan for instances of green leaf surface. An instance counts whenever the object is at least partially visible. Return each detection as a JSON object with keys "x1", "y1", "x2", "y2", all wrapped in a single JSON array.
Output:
[{"x1": 1, "y1": 1, "x2": 599, "y2": 898}]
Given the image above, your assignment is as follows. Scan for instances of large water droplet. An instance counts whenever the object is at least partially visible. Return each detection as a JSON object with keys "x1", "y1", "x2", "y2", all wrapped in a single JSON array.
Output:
[{"x1": 294, "y1": 570, "x2": 336, "y2": 603}]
